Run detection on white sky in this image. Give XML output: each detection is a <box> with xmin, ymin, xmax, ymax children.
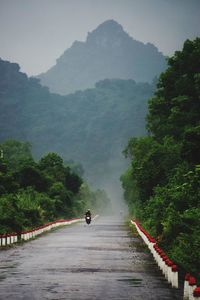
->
<box><xmin>0</xmin><ymin>0</ymin><xmax>200</xmax><ymax>76</ymax></box>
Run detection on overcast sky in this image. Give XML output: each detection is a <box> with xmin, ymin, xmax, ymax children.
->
<box><xmin>0</xmin><ymin>0</ymin><xmax>200</xmax><ymax>76</ymax></box>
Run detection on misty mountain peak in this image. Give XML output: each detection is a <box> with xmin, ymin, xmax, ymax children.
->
<box><xmin>87</xmin><ymin>19</ymin><xmax>128</xmax><ymax>47</ymax></box>
<box><xmin>37</xmin><ymin>20</ymin><xmax>167</xmax><ymax>94</ymax></box>
<box><xmin>87</xmin><ymin>19</ymin><xmax>124</xmax><ymax>38</ymax></box>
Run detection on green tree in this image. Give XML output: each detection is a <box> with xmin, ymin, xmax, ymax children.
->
<box><xmin>16</xmin><ymin>165</ymin><xmax>49</xmax><ymax>192</ymax></box>
<box><xmin>39</xmin><ymin>153</ymin><xmax>65</xmax><ymax>183</ymax></box>
<box><xmin>0</xmin><ymin>140</ymin><xmax>34</xmax><ymax>172</ymax></box>
<box><xmin>123</xmin><ymin>136</ymin><xmax>181</xmax><ymax>202</ymax></box>
<box><xmin>147</xmin><ymin>38</ymin><xmax>200</xmax><ymax>141</ymax></box>
<box><xmin>65</xmin><ymin>168</ymin><xmax>83</xmax><ymax>194</ymax></box>
<box><xmin>121</xmin><ymin>38</ymin><xmax>200</xmax><ymax>281</ymax></box>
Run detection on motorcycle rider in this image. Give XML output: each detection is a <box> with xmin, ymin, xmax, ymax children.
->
<box><xmin>85</xmin><ymin>209</ymin><xmax>91</xmax><ymax>218</ymax></box>
<box><xmin>85</xmin><ymin>209</ymin><xmax>92</xmax><ymax>225</ymax></box>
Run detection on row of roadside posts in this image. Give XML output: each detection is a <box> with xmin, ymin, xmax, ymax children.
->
<box><xmin>0</xmin><ymin>215</ymin><xmax>100</xmax><ymax>247</ymax></box>
<box><xmin>131</xmin><ymin>220</ymin><xmax>200</xmax><ymax>300</ymax></box>
<box><xmin>0</xmin><ymin>218</ymin><xmax>82</xmax><ymax>247</ymax></box>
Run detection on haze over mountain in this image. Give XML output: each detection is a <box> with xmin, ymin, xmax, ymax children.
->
<box><xmin>0</xmin><ymin>58</ymin><xmax>154</xmax><ymax>189</ymax></box>
<box><xmin>37</xmin><ymin>20</ymin><xmax>166</xmax><ymax>95</ymax></box>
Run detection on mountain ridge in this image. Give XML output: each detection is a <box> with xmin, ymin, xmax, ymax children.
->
<box><xmin>0</xmin><ymin>58</ymin><xmax>154</xmax><ymax>188</ymax></box>
<box><xmin>37</xmin><ymin>19</ymin><xmax>166</xmax><ymax>95</ymax></box>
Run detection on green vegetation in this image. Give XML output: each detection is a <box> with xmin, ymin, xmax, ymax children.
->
<box><xmin>121</xmin><ymin>38</ymin><xmax>200</xmax><ymax>280</ymax></box>
<box><xmin>0</xmin><ymin>140</ymin><xmax>111</xmax><ymax>234</ymax></box>
<box><xmin>0</xmin><ymin>57</ymin><xmax>154</xmax><ymax>186</ymax></box>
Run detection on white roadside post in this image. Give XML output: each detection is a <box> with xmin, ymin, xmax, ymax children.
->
<box><xmin>10</xmin><ymin>233</ymin><xmax>14</xmax><ymax>244</ymax></box>
<box><xmin>171</xmin><ymin>264</ymin><xmax>178</xmax><ymax>288</ymax></box>
<box><xmin>184</xmin><ymin>273</ymin><xmax>191</xmax><ymax>299</ymax></box>
<box><xmin>189</xmin><ymin>276</ymin><xmax>197</xmax><ymax>300</ymax></box>
<box><xmin>2</xmin><ymin>234</ymin><xmax>6</xmax><ymax>246</ymax></box>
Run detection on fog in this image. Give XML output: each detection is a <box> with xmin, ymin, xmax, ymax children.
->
<box><xmin>1</xmin><ymin>0</ymin><xmax>200</xmax><ymax>214</ymax></box>
<box><xmin>88</xmin><ymin>148</ymin><xmax>130</xmax><ymax>216</ymax></box>
<box><xmin>0</xmin><ymin>0</ymin><xmax>200</xmax><ymax>75</ymax></box>
<box><xmin>103</xmin><ymin>177</ymin><xmax>129</xmax><ymax>217</ymax></box>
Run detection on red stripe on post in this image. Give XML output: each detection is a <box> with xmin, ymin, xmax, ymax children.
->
<box><xmin>189</xmin><ymin>276</ymin><xmax>196</xmax><ymax>286</ymax></box>
<box><xmin>185</xmin><ymin>273</ymin><xmax>190</xmax><ymax>281</ymax></box>
<box><xmin>194</xmin><ymin>287</ymin><xmax>200</xmax><ymax>297</ymax></box>
<box><xmin>172</xmin><ymin>265</ymin><xmax>178</xmax><ymax>272</ymax></box>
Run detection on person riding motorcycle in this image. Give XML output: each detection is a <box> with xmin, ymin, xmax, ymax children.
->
<box><xmin>85</xmin><ymin>209</ymin><xmax>91</xmax><ymax>218</ymax></box>
<box><xmin>85</xmin><ymin>209</ymin><xmax>92</xmax><ymax>224</ymax></box>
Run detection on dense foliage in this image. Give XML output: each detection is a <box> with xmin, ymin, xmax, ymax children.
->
<box><xmin>121</xmin><ymin>38</ymin><xmax>200</xmax><ymax>280</ymax></box>
<box><xmin>0</xmin><ymin>58</ymin><xmax>154</xmax><ymax>186</ymax></box>
<box><xmin>0</xmin><ymin>140</ymin><xmax>111</xmax><ymax>234</ymax></box>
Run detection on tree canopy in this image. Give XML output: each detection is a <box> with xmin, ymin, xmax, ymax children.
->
<box><xmin>121</xmin><ymin>38</ymin><xmax>200</xmax><ymax>280</ymax></box>
<box><xmin>0</xmin><ymin>140</ymin><xmax>111</xmax><ymax>233</ymax></box>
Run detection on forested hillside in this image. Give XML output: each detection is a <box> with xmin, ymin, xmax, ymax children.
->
<box><xmin>121</xmin><ymin>38</ymin><xmax>200</xmax><ymax>280</ymax></box>
<box><xmin>0</xmin><ymin>58</ymin><xmax>154</xmax><ymax>187</ymax></box>
<box><xmin>37</xmin><ymin>20</ymin><xmax>166</xmax><ymax>94</ymax></box>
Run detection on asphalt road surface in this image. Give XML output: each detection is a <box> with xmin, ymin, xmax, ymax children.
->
<box><xmin>0</xmin><ymin>216</ymin><xmax>182</xmax><ymax>299</ymax></box>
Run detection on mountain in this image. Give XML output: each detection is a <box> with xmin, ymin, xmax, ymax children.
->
<box><xmin>0</xmin><ymin>59</ymin><xmax>154</xmax><ymax>188</ymax></box>
<box><xmin>37</xmin><ymin>20</ymin><xmax>166</xmax><ymax>95</ymax></box>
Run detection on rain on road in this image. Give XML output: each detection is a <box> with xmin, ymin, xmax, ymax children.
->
<box><xmin>0</xmin><ymin>216</ymin><xmax>182</xmax><ymax>299</ymax></box>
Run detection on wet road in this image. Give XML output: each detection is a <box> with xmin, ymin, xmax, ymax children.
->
<box><xmin>0</xmin><ymin>216</ymin><xmax>182</xmax><ymax>299</ymax></box>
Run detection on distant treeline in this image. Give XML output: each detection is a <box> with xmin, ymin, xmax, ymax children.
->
<box><xmin>121</xmin><ymin>38</ymin><xmax>200</xmax><ymax>281</ymax></box>
<box><xmin>0</xmin><ymin>140</ymin><xmax>111</xmax><ymax>234</ymax></box>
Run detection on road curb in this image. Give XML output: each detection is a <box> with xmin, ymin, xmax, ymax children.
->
<box><xmin>130</xmin><ymin>219</ymin><xmax>200</xmax><ymax>299</ymax></box>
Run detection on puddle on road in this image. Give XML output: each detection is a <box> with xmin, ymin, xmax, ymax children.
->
<box><xmin>0</xmin><ymin>274</ymin><xmax>7</xmax><ymax>281</ymax></box>
<box><xmin>77</xmin><ymin>246</ymin><xmax>130</xmax><ymax>252</ymax></box>
<box><xmin>45</xmin><ymin>267</ymin><xmax>135</xmax><ymax>274</ymax></box>
<box><xmin>94</xmin><ymin>225</ymin><xmax>127</xmax><ymax>232</ymax></box>
<box><xmin>118</xmin><ymin>277</ymin><xmax>143</xmax><ymax>287</ymax></box>
<box><xmin>0</xmin><ymin>264</ymin><xmax>17</xmax><ymax>269</ymax></box>
<box><xmin>0</xmin><ymin>262</ymin><xmax>19</xmax><ymax>282</ymax></box>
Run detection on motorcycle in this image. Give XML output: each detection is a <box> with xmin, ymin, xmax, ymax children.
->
<box><xmin>85</xmin><ymin>215</ymin><xmax>91</xmax><ymax>225</ymax></box>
